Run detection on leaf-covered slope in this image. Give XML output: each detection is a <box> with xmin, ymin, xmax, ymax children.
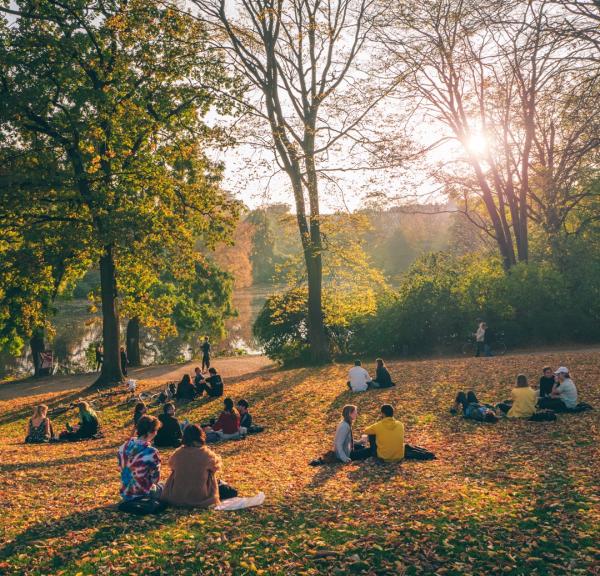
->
<box><xmin>0</xmin><ymin>350</ymin><xmax>598</xmax><ymax>575</ymax></box>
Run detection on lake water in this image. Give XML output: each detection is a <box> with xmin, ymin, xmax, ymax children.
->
<box><xmin>0</xmin><ymin>285</ymin><xmax>272</xmax><ymax>377</ymax></box>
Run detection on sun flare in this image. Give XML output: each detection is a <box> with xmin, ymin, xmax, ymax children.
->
<box><xmin>465</xmin><ymin>132</ymin><xmax>489</xmax><ymax>157</ymax></box>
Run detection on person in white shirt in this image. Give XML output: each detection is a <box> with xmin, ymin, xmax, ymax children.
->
<box><xmin>475</xmin><ymin>322</ymin><xmax>486</xmax><ymax>357</ymax></box>
<box><xmin>347</xmin><ymin>360</ymin><xmax>372</xmax><ymax>392</ymax></box>
<box><xmin>539</xmin><ymin>367</ymin><xmax>578</xmax><ymax>411</ymax></box>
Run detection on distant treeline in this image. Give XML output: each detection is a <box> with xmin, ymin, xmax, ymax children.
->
<box><xmin>213</xmin><ymin>203</ymin><xmax>483</xmax><ymax>288</ymax></box>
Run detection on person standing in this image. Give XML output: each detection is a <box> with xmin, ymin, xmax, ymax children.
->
<box><xmin>483</xmin><ymin>324</ymin><xmax>494</xmax><ymax>357</ymax></box>
<box><xmin>475</xmin><ymin>322</ymin><xmax>486</xmax><ymax>357</ymax></box>
<box><xmin>120</xmin><ymin>346</ymin><xmax>129</xmax><ymax>376</ymax></box>
<box><xmin>95</xmin><ymin>345</ymin><xmax>103</xmax><ymax>372</ymax></box>
<box><xmin>201</xmin><ymin>337</ymin><xmax>211</xmax><ymax>372</ymax></box>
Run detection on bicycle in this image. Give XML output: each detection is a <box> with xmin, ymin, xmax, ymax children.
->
<box><xmin>124</xmin><ymin>382</ymin><xmax>177</xmax><ymax>406</ymax></box>
<box><xmin>462</xmin><ymin>332</ymin><xmax>507</xmax><ymax>356</ymax></box>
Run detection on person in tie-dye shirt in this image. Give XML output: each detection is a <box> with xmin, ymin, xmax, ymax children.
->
<box><xmin>118</xmin><ymin>415</ymin><xmax>162</xmax><ymax>501</ymax></box>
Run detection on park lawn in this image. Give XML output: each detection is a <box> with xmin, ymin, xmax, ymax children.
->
<box><xmin>0</xmin><ymin>350</ymin><xmax>599</xmax><ymax>576</ymax></box>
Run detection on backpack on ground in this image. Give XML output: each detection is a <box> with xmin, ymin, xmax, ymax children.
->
<box><xmin>309</xmin><ymin>450</ymin><xmax>339</xmax><ymax>466</ymax></box>
<box><xmin>218</xmin><ymin>480</ymin><xmax>238</xmax><ymax>500</ymax></box>
<box><xmin>569</xmin><ymin>402</ymin><xmax>593</xmax><ymax>413</ymax></box>
<box><xmin>404</xmin><ymin>444</ymin><xmax>436</xmax><ymax>460</ymax></box>
<box><xmin>529</xmin><ymin>410</ymin><xmax>557</xmax><ymax>422</ymax></box>
<box><xmin>118</xmin><ymin>497</ymin><xmax>166</xmax><ymax>515</ymax></box>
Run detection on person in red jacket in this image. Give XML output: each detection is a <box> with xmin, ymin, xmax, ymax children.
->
<box><xmin>211</xmin><ymin>397</ymin><xmax>241</xmax><ymax>440</ymax></box>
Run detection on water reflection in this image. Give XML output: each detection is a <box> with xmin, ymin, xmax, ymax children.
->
<box><xmin>1</xmin><ymin>286</ymin><xmax>270</xmax><ymax>377</ymax></box>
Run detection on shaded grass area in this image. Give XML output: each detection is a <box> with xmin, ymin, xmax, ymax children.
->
<box><xmin>0</xmin><ymin>351</ymin><xmax>599</xmax><ymax>575</ymax></box>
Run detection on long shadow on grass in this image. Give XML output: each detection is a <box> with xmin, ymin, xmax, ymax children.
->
<box><xmin>0</xmin><ymin>449</ymin><xmax>115</xmax><ymax>473</ymax></box>
<box><xmin>177</xmin><ymin>368</ymin><xmax>316</xmax><ymax>430</ymax></box>
<box><xmin>0</xmin><ymin>387</ymin><xmax>101</xmax><ymax>428</ymax></box>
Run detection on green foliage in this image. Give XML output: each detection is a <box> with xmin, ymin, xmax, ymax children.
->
<box><xmin>0</xmin><ymin>0</ymin><xmax>240</xmax><ymax>365</ymax></box>
<box><xmin>254</xmin><ymin>214</ymin><xmax>392</xmax><ymax>364</ymax></box>
<box><xmin>247</xmin><ymin>209</ymin><xmax>277</xmax><ymax>284</ymax></box>
<box><xmin>351</xmin><ymin>248</ymin><xmax>600</xmax><ymax>357</ymax></box>
<box><xmin>256</xmin><ymin>238</ymin><xmax>600</xmax><ymax>364</ymax></box>
<box><xmin>253</xmin><ymin>287</ymin><xmax>310</xmax><ymax>365</ymax></box>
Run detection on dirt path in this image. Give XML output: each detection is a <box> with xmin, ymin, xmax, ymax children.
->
<box><xmin>0</xmin><ymin>355</ymin><xmax>273</xmax><ymax>401</ymax></box>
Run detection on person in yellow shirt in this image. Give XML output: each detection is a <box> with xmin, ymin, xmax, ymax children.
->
<box><xmin>497</xmin><ymin>374</ymin><xmax>537</xmax><ymax>418</ymax></box>
<box><xmin>363</xmin><ymin>404</ymin><xmax>405</xmax><ymax>462</ymax></box>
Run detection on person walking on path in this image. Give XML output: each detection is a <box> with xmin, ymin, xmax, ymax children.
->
<box><xmin>201</xmin><ymin>337</ymin><xmax>211</xmax><ymax>372</ymax></box>
<box><xmin>120</xmin><ymin>347</ymin><xmax>129</xmax><ymax>376</ymax></box>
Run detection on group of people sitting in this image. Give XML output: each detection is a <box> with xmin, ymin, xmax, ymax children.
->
<box><xmin>311</xmin><ymin>402</ymin><xmax>435</xmax><ymax>466</ymax></box>
<box><xmin>25</xmin><ymin>401</ymin><xmax>101</xmax><ymax>443</ymax></box>
<box><xmin>174</xmin><ymin>367</ymin><xmax>224</xmax><ymax>401</ymax></box>
<box><xmin>347</xmin><ymin>358</ymin><xmax>395</xmax><ymax>392</ymax></box>
<box><xmin>118</xmin><ymin>394</ymin><xmax>264</xmax><ymax>510</ymax></box>
<box><xmin>132</xmin><ymin>396</ymin><xmax>260</xmax><ymax>447</ymax></box>
<box><xmin>452</xmin><ymin>365</ymin><xmax>586</xmax><ymax>423</ymax></box>
<box><xmin>118</xmin><ymin>416</ymin><xmax>235</xmax><ymax>510</ymax></box>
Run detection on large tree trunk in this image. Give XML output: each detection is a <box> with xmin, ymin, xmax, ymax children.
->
<box><xmin>30</xmin><ymin>329</ymin><xmax>45</xmax><ymax>378</ymax></box>
<box><xmin>305</xmin><ymin>153</ymin><xmax>330</xmax><ymax>364</ymax></box>
<box><xmin>94</xmin><ymin>245</ymin><xmax>123</xmax><ymax>387</ymax></box>
<box><xmin>305</xmin><ymin>244</ymin><xmax>330</xmax><ymax>364</ymax></box>
<box><xmin>289</xmin><ymin>164</ymin><xmax>330</xmax><ymax>365</ymax></box>
<box><xmin>126</xmin><ymin>317</ymin><xmax>141</xmax><ymax>367</ymax></box>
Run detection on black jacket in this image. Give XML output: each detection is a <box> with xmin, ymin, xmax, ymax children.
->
<box><xmin>375</xmin><ymin>366</ymin><xmax>394</xmax><ymax>388</ymax></box>
<box><xmin>240</xmin><ymin>412</ymin><xmax>253</xmax><ymax>429</ymax></box>
<box><xmin>206</xmin><ymin>374</ymin><xmax>223</xmax><ymax>397</ymax></box>
<box><xmin>154</xmin><ymin>414</ymin><xmax>183</xmax><ymax>447</ymax></box>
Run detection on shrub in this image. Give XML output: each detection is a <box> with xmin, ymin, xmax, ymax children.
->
<box><xmin>255</xmin><ymin>249</ymin><xmax>600</xmax><ymax>364</ymax></box>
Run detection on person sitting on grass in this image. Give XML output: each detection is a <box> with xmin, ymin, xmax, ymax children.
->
<box><xmin>371</xmin><ymin>358</ymin><xmax>395</xmax><ymax>389</ymax></box>
<box><xmin>237</xmin><ymin>399</ymin><xmax>253</xmax><ymax>431</ymax></box>
<box><xmin>175</xmin><ymin>374</ymin><xmax>196</xmax><ymax>401</ymax></box>
<box><xmin>496</xmin><ymin>374</ymin><xmax>537</xmax><ymax>419</ymax></box>
<box><xmin>58</xmin><ymin>401</ymin><xmax>101</xmax><ymax>441</ymax></box>
<box><xmin>236</xmin><ymin>399</ymin><xmax>265</xmax><ymax>435</ymax></box>
<box><xmin>363</xmin><ymin>404</ymin><xmax>405</xmax><ymax>462</ymax></box>
<box><xmin>118</xmin><ymin>415</ymin><xmax>162</xmax><ymax>501</ymax></box>
<box><xmin>334</xmin><ymin>405</ymin><xmax>372</xmax><ymax>463</ymax></box>
<box><xmin>347</xmin><ymin>360</ymin><xmax>372</xmax><ymax>392</ymax></box>
<box><xmin>196</xmin><ymin>367</ymin><xmax>224</xmax><ymax>398</ymax></box>
<box><xmin>207</xmin><ymin>397</ymin><xmax>240</xmax><ymax>440</ymax></box>
<box><xmin>25</xmin><ymin>404</ymin><xmax>53</xmax><ymax>443</ymax></box>
<box><xmin>160</xmin><ymin>424</ymin><xmax>227</xmax><ymax>508</ymax></box>
<box><xmin>153</xmin><ymin>402</ymin><xmax>183</xmax><ymax>448</ymax></box>
<box><xmin>193</xmin><ymin>366</ymin><xmax>204</xmax><ymax>388</ymax></box>
<box><xmin>133</xmin><ymin>402</ymin><xmax>147</xmax><ymax>428</ymax></box>
<box><xmin>452</xmin><ymin>391</ymin><xmax>498</xmax><ymax>423</ymax></box>
<box><xmin>538</xmin><ymin>366</ymin><xmax>556</xmax><ymax>398</ymax></box>
<box><xmin>538</xmin><ymin>367</ymin><xmax>578</xmax><ymax>412</ymax></box>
